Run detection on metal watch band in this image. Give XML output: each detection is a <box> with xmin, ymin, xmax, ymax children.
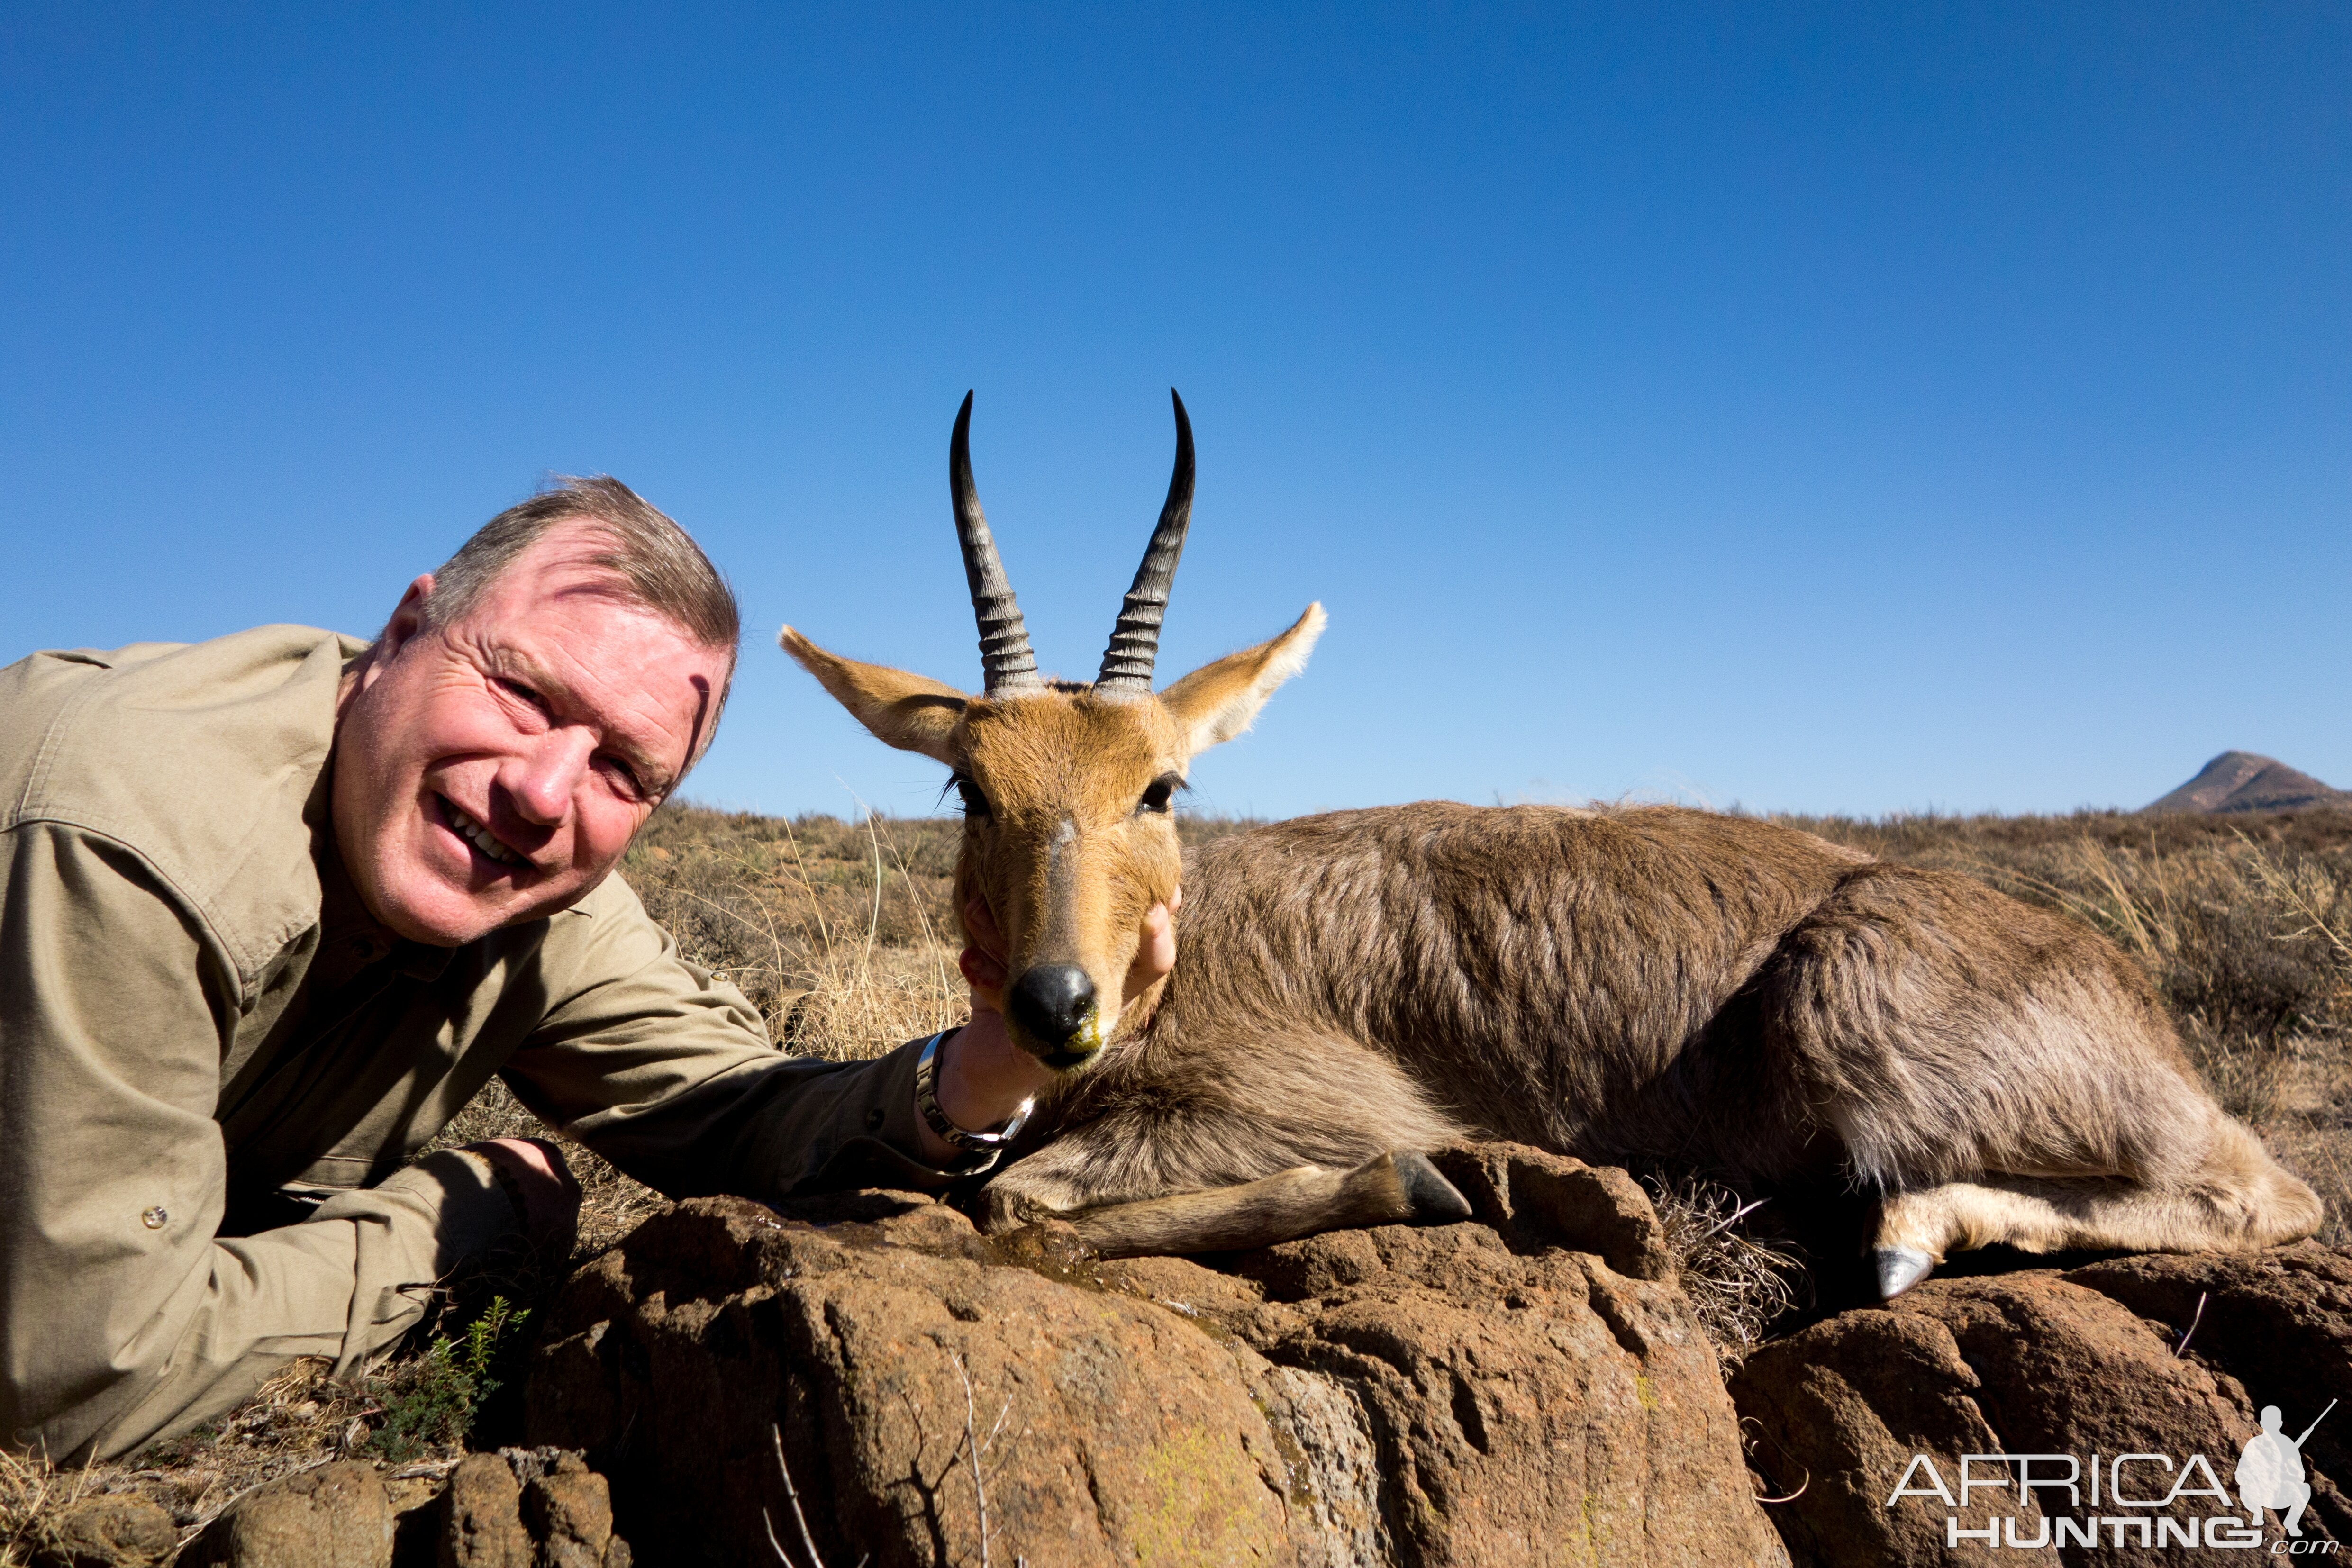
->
<box><xmin>914</xmin><ymin>1030</ymin><xmax>1035</xmax><ymax>1152</ymax></box>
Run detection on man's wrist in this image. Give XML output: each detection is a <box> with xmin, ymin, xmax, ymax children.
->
<box><xmin>914</xmin><ymin>1030</ymin><xmax>1034</xmax><ymax>1151</ymax></box>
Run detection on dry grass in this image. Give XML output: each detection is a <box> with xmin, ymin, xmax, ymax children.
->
<box><xmin>1647</xmin><ymin>1178</ymin><xmax>1804</xmax><ymax>1368</ymax></box>
<box><xmin>1</xmin><ymin>1356</ymin><xmax>458</xmax><ymax>1563</ymax></box>
<box><xmin>622</xmin><ymin>805</ymin><xmax>964</xmax><ymax>1051</ymax></box>
<box><xmin>9</xmin><ymin>802</ymin><xmax>2348</xmax><ymax>1554</ymax></box>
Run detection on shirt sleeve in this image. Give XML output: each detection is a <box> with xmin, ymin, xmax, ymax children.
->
<box><xmin>0</xmin><ymin>824</ymin><xmax>522</xmax><ymax>1463</ymax></box>
<box><xmin>494</xmin><ymin>873</ymin><xmax>993</xmax><ymax>1203</ymax></box>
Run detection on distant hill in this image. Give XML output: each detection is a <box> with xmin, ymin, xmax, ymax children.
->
<box><xmin>2143</xmin><ymin>751</ymin><xmax>2352</xmax><ymax>814</ymax></box>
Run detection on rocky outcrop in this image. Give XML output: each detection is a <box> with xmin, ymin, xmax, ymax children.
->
<box><xmin>20</xmin><ymin>1493</ymin><xmax>178</xmax><ymax>1568</ymax></box>
<box><xmin>524</xmin><ymin>1142</ymin><xmax>1786</xmax><ymax>1567</ymax></box>
<box><xmin>178</xmin><ymin>1462</ymin><xmax>398</xmax><ymax>1568</ymax></box>
<box><xmin>438</xmin><ymin>1448</ymin><xmax>630</xmax><ymax>1568</ymax></box>
<box><xmin>174</xmin><ymin>1448</ymin><xmax>628</xmax><ymax>1568</ymax></box>
<box><xmin>1730</xmin><ymin>1244</ymin><xmax>2352</xmax><ymax>1565</ymax></box>
<box><xmin>517</xmin><ymin>1131</ymin><xmax>2350</xmax><ymax>1566</ymax></box>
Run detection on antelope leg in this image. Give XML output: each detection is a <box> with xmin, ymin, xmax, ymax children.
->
<box><xmin>1056</xmin><ymin>1150</ymin><xmax>1472</xmax><ymax>1259</ymax></box>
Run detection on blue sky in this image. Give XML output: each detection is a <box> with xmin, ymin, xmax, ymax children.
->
<box><xmin>5</xmin><ymin>4</ymin><xmax>2346</xmax><ymax>821</ymax></box>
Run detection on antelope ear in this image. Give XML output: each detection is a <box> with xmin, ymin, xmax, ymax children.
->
<box><xmin>780</xmin><ymin>628</ymin><xmax>968</xmax><ymax>767</ymax></box>
<box><xmin>1158</xmin><ymin>603</ymin><xmax>1325</xmax><ymax>755</ymax></box>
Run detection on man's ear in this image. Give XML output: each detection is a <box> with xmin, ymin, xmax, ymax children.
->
<box><xmin>342</xmin><ymin>576</ymin><xmax>436</xmax><ymax>717</ymax></box>
<box><xmin>1158</xmin><ymin>603</ymin><xmax>1325</xmax><ymax>756</ymax></box>
<box><xmin>779</xmin><ymin>628</ymin><xmax>968</xmax><ymax>768</ymax></box>
<box><xmin>377</xmin><ymin>575</ymin><xmax>435</xmax><ymax>659</ymax></box>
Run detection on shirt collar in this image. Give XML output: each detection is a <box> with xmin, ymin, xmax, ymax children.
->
<box><xmin>315</xmin><ymin>842</ymin><xmax>458</xmax><ymax>985</ymax></box>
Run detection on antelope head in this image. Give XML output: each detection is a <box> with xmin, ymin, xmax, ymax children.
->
<box><xmin>781</xmin><ymin>391</ymin><xmax>1323</xmax><ymax>1069</ymax></box>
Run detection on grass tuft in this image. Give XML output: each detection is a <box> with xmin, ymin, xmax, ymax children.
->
<box><xmin>1647</xmin><ymin>1178</ymin><xmax>1803</xmax><ymax>1367</ymax></box>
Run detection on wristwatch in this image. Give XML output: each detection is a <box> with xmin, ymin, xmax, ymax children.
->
<box><xmin>914</xmin><ymin>1030</ymin><xmax>1036</xmax><ymax>1153</ymax></box>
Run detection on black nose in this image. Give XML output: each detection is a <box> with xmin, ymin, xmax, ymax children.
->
<box><xmin>1008</xmin><ymin>964</ymin><xmax>1098</xmax><ymax>1051</ymax></box>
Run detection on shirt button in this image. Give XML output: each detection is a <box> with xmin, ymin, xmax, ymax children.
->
<box><xmin>864</xmin><ymin>1108</ymin><xmax>886</xmax><ymax>1132</ymax></box>
<box><xmin>141</xmin><ymin>1206</ymin><xmax>169</xmax><ymax>1230</ymax></box>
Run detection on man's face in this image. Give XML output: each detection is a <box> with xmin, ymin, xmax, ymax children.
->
<box><xmin>333</xmin><ymin>523</ymin><xmax>731</xmax><ymax>945</ymax></box>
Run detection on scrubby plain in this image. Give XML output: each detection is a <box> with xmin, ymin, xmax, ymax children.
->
<box><xmin>8</xmin><ymin>803</ymin><xmax>2348</xmax><ymax>1560</ymax></box>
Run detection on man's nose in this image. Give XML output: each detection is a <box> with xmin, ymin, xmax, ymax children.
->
<box><xmin>503</xmin><ymin>727</ymin><xmax>595</xmax><ymax>824</ymax></box>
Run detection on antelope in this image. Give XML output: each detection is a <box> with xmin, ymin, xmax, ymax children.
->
<box><xmin>780</xmin><ymin>392</ymin><xmax>2323</xmax><ymax>1299</ymax></box>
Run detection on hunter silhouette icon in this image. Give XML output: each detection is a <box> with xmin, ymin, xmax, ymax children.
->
<box><xmin>2238</xmin><ymin>1400</ymin><xmax>2334</xmax><ymax>1536</ymax></box>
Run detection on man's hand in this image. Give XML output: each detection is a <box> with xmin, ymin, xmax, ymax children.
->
<box><xmin>917</xmin><ymin>889</ymin><xmax>1180</xmax><ymax>1164</ymax></box>
<box><xmin>465</xmin><ymin>1136</ymin><xmax>582</xmax><ymax>1250</ymax></box>
<box><xmin>955</xmin><ymin>888</ymin><xmax>1180</xmax><ymax>1009</ymax></box>
<box><xmin>1126</xmin><ymin>887</ymin><xmax>1180</xmax><ymax>1005</ymax></box>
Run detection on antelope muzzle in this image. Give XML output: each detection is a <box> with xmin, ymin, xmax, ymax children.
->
<box><xmin>1005</xmin><ymin>962</ymin><xmax>1105</xmax><ymax>1069</ymax></box>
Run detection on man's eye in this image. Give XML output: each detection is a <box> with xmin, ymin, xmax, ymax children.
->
<box><xmin>954</xmin><ymin>776</ymin><xmax>993</xmax><ymax>818</ymax></box>
<box><xmin>599</xmin><ymin>755</ymin><xmax>647</xmax><ymax>797</ymax></box>
<box><xmin>497</xmin><ymin>678</ymin><xmax>548</xmax><ymax>711</ymax></box>
<box><xmin>1137</xmin><ymin>774</ymin><xmax>1179</xmax><ymax>815</ymax></box>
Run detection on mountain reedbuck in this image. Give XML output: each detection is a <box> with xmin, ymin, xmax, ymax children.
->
<box><xmin>781</xmin><ymin>392</ymin><xmax>2323</xmax><ymax>1298</ymax></box>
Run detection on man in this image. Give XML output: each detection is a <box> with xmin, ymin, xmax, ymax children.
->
<box><xmin>2238</xmin><ymin>1403</ymin><xmax>2326</xmax><ymax>1537</ymax></box>
<box><xmin>0</xmin><ymin>478</ymin><xmax>1173</xmax><ymax>1462</ymax></box>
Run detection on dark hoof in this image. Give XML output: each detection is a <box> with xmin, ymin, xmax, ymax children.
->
<box><xmin>1395</xmin><ymin>1150</ymin><xmax>1474</xmax><ymax>1224</ymax></box>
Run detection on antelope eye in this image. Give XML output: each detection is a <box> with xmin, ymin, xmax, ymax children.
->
<box><xmin>1137</xmin><ymin>774</ymin><xmax>1179</xmax><ymax>816</ymax></box>
<box><xmin>954</xmin><ymin>775</ymin><xmax>993</xmax><ymax>818</ymax></box>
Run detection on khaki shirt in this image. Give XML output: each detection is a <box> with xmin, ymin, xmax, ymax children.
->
<box><xmin>0</xmin><ymin>626</ymin><xmax>969</xmax><ymax>1461</ymax></box>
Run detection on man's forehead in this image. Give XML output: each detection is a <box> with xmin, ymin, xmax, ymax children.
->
<box><xmin>456</xmin><ymin>525</ymin><xmax>725</xmax><ymax>664</ymax></box>
<box><xmin>486</xmin><ymin>523</ymin><xmax>646</xmax><ymax>609</ymax></box>
<box><xmin>445</xmin><ymin>518</ymin><xmax>731</xmax><ymax>765</ymax></box>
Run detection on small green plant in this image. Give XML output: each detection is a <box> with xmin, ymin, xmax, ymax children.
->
<box><xmin>366</xmin><ymin>1296</ymin><xmax>528</xmax><ymax>1463</ymax></box>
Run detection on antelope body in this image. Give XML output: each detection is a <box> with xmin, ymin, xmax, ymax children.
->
<box><xmin>782</xmin><ymin>393</ymin><xmax>2323</xmax><ymax>1298</ymax></box>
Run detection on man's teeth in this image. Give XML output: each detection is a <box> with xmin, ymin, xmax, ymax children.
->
<box><xmin>445</xmin><ymin>801</ymin><xmax>522</xmax><ymax>865</ymax></box>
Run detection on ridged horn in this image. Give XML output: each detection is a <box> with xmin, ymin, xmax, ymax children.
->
<box><xmin>1095</xmin><ymin>389</ymin><xmax>1195</xmax><ymax>691</ymax></box>
<box><xmin>949</xmin><ymin>391</ymin><xmax>1041</xmax><ymax>693</ymax></box>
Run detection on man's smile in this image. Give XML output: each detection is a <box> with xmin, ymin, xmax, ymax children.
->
<box><xmin>434</xmin><ymin>792</ymin><xmax>531</xmax><ymax>870</ymax></box>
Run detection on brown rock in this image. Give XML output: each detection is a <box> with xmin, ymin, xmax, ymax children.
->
<box><xmin>424</xmin><ymin>1450</ymin><xmax>625</xmax><ymax>1568</ymax></box>
<box><xmin>385</xmin><ymin>1477</ymin><xmax>444</xmax><ymax>1568</ymax></box>
<box><xmin>1430</xmin><ymin>1141</ymin><xmax>1677</xmax><ymax>1282</ymax></box>
<box><xmin>438</xmin><ymin>1454</ymin><xmax>531</xmax><ymax>1568</ymax></box>
<box><xmin>24</xmin><ymin>1494</ymin><xmax>177</xmax><ymax>1568</ymax></box>
<box><xmin>529</xmin><ymin>1195</ymin><xmax>1299</xmax><ymax>1567</ymax></box>
<box><xmin>1213</xmin><ymin>1217</ymin><xmax>1768</xmax><ymax>1564</ymax></box>
<box><xmin>180</xmin><ymin>1460</ymin><xmax>394</xmax><ymax>1568</ymax></box>
<box><xmin>525</xmin><ymin>1148</ymin><xmax>1783</xmax><ymax>1567</ymax></box>
<box><xmin>519</xmin><ymin>1452</ymin><xmax>615</xmax><ymax>1568</ymax></box>
<box><xmin>1730</xmin><ymin>1246</ymin><xmax>2352</xmax><ymax>1565</ymax></box>
<box><xmin>2069</xmin><ymin>1242</ymin><xmax>2352</xmax><ymax>1505</ymax></box>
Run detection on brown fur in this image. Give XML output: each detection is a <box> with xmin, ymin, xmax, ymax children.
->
<box><xmin>783</xmin><ymin>596</ymin><xmax>2321</xmax><ymax>1284</ymax></box>
<box><xmin>986</xmin><ymin>801</ymin><xmax>2319</xmax><ymax>1267</ymax></box>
